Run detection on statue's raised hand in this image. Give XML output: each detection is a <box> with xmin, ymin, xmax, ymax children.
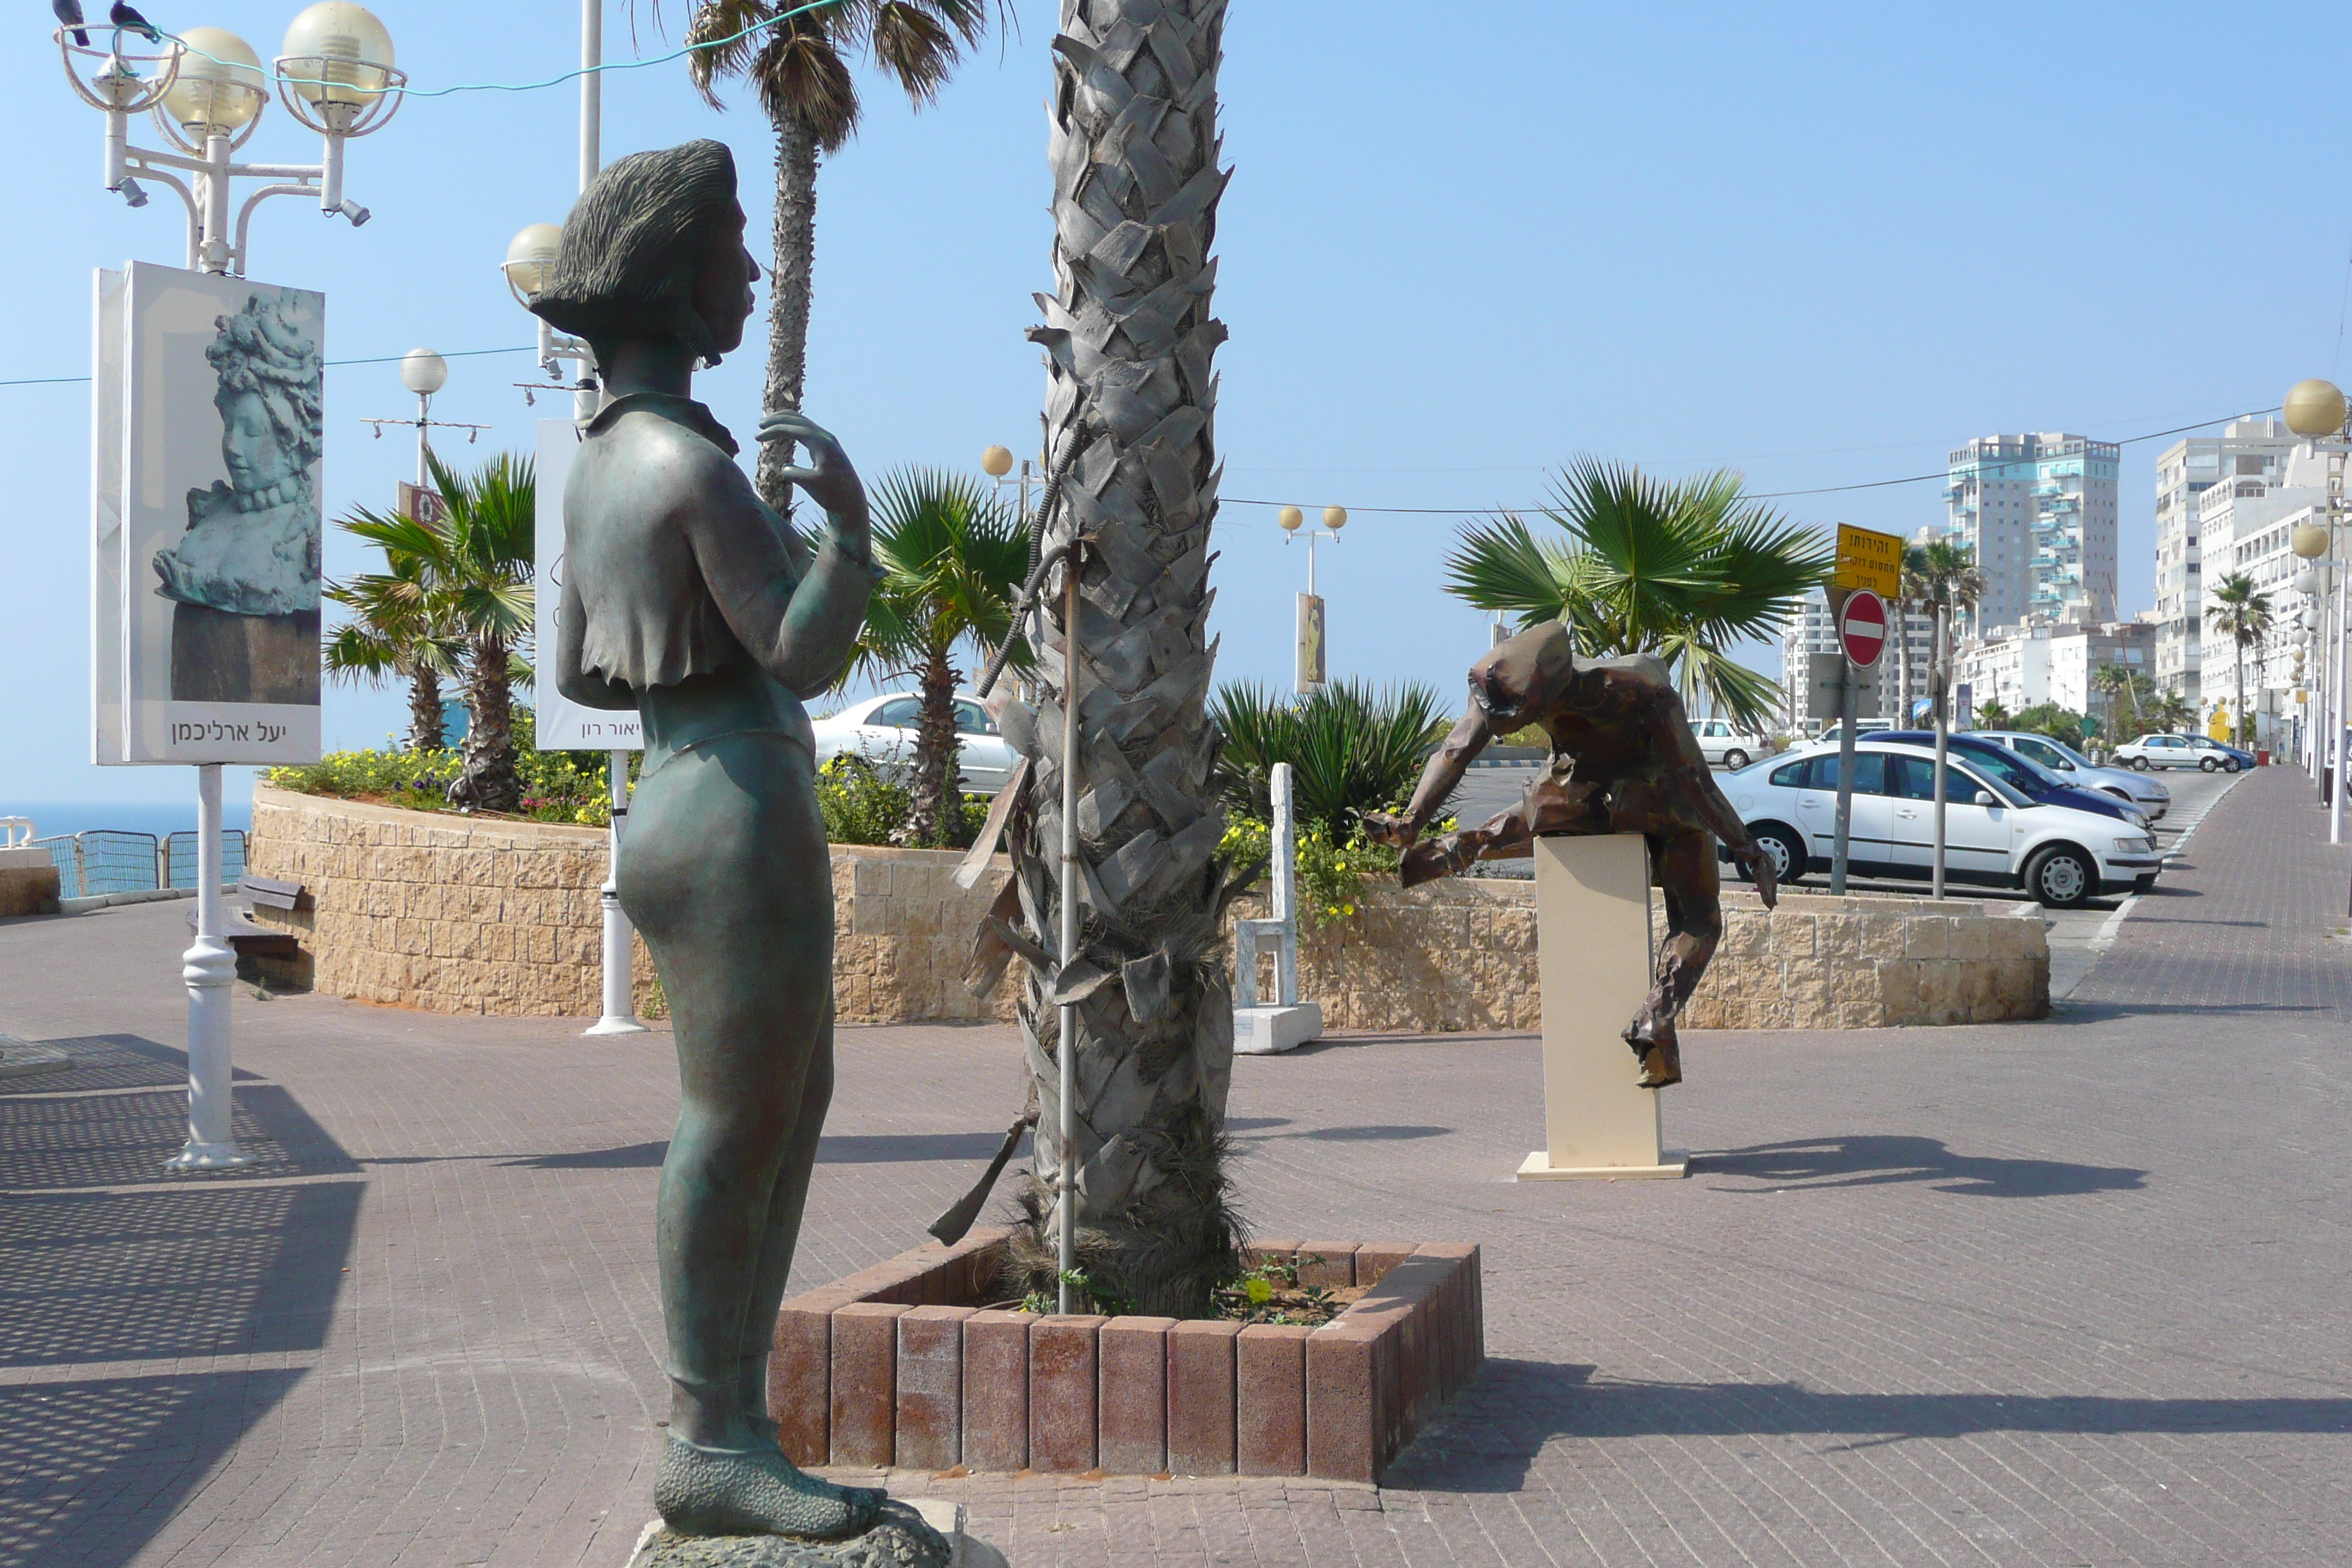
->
<box><xmin>1734</xmin><ymin>837</ymin><xmax>1779</xmax><ymax>909</ymax></box>
<box><xmin>757</xmin><ymin>411</ymin><xmax>867</xmax><ymax>523</ymax></box>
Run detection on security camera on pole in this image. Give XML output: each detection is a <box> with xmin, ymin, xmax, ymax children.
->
<box><xmin>64</xmin><ymin>3</ymin><xmax>402</xmax><ymax>1172</ymax></box>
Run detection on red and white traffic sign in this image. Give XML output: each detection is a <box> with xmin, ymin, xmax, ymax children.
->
<box><xmin>1839</xmin><ymin>589</ymin><xmax>1888</xmax><ymax>668</ymax></box>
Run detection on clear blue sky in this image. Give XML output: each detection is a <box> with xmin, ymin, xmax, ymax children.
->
<box><xmin>7</xmin><ymin>0</ymin><xmax>2349</xmax><ymax>812</ymax></box>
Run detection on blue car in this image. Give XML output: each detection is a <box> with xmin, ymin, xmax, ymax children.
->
<box><xmin>1872</xmin><ymin>731</ymin><xmax>2148</xmax><ymax>826</ymax></box>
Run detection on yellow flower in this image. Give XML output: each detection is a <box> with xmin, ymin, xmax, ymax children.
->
<box><xmin>1244</xmin><ymin>1278</ymin><xmax>1273</xmax><ymax>1305</ymax></box>
<box><xmin>1334</xmin><ymin>859</ymin><xmax>1347</xmax><ymax>871</ymax></box>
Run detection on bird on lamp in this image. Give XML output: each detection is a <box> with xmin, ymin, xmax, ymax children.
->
<box><xmin>108</xmin><ymin>1</ymin><xmax>160</xmax><ymax>42</ymax></box>
<box><xmin>53</xmin><ymin>0</ymin><xmax>91</xmax><ymax>46</ymax></box>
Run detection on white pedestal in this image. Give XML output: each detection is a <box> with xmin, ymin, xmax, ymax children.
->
<box><xmin>1234</xmin><ymin>1002</ymin><xmax>1323</xmax><ymax>1055</ymax></box>
<box><xmin>1517</xmin><ymin>835</ymin><xmax>1687</xmax><ymax>1181</ymax></box>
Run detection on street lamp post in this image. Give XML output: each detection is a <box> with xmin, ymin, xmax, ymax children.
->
<box><xmin>59</xmin><ymin>4</ymin><xmax>401</xmax><ymax>1173</ymax></box>
<box><xmin>2285</xmin><ymin>378</ymin><xmax>2346</xmax><ymax>843</ymax></box>
<box><xmin>1279</xmin><ymin>505</ymin><xmax>1346</xmax><ymax>693</ymax></box>
<box><xmin>363</xmin><ymin>348</ymin><xmax>490</xmax><ymax>488</ymax></box>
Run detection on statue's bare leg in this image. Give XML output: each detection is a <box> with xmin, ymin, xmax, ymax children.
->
<box><xmin>1621</xmin><ymin>829</ymin><xmax>1723</xmax><ymax>1089</ymax></box>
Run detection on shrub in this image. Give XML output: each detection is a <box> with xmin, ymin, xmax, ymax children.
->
<box><xmin>1210</xmin><ymin>679</ymin><xmax>1454</xmax><ymax>839</ymax></box>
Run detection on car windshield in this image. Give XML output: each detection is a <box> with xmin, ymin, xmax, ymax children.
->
<box><xmin>2036</xmin><ymin>736</ymin><xmax>2096</xmax><ymax>769</ymax></box>
<box><xmin>1884</xmin><ymin>733</ymin><xmax>2060</xmax><ymax>794</ymax></box>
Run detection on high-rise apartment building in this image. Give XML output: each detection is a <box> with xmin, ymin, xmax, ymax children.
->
<box><xmin>1942</xmin><ymin>432</ymin><xmax>2121</xmax><ymax>636</ymax></box>
<box><xmin>2150</xmin><ymin>416</ymin><xmax>2299</xmax><ymax>704</ymax></box>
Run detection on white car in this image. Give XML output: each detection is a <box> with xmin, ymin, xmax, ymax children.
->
<box><xmin>810</xmin><ymin>692</ymin><xmax>1019</xmax><ymax>794</ymax></box>
<box><xmin>1724</xmin><ymin>739</ymin><xmax>2164</xmax><ymax>907</ymax></box>
<box><xmin>2114</xmin><ymin>733</ymin><xmax>2244</xmax><ymax>773</ymax></box>
<box><xmin>1689</xmin><ymin>719</ymin><xmax>1768</xmax><ymax>770</ymax></box>
<box><xmin>1972</xmin><ymin>730</ymin><xmax>2169</xmax><ymax>821</ymax></box>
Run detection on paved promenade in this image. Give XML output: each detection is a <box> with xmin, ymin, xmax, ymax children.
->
<box><xmin>4</xmin><ymin>766</ymin><xmax>2349</xmax><ymax>1567</ymax></box>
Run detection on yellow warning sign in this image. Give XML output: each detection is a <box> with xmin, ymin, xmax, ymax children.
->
<box><xmin>1833</xmin><ymin>524</ymin><xmax>1903</xmax><ymax>599</ymax></box>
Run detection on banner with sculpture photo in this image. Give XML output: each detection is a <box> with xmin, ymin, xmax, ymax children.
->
<box><xmin>532</xmin><ymin>417</ymin><xmax>641</xmax><ymax>753</ymax></box>
<box><xmin>107</xmin><ymin>263</ymin><xmax>324</xmax><ymax>765</ymax></box>
<box><xmin>1295</xmin><ymin>591</ymin><xmax>1327</xmax><ymax>693</ymax></box>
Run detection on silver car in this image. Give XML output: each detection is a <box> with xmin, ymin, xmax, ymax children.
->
<box><xmin>1972</xmin><ymin>730</ymin><xmax>2168</xmax><ymax>821</ymax></box>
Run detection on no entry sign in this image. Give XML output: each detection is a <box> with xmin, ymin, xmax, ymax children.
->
<box><xmin>1840</xmin><ymin>589</ymin><xmax>1888</xmax><ymax>668</ymax></box>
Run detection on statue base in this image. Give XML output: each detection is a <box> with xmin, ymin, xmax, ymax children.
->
<box><xmin>1234</xmin><ymin>1002</ymin><xmax>1322</xmax><ymax>1055</ymax></box>
<box><xmin>625</xmin><ymin>1499</ymin><xmax>993</xmax><ymax>1568</ymax></box>
<box><xmin>1517</xmin><ymin>834</ymin><xmax>1688</xmax><ymax>1182</ymax></box>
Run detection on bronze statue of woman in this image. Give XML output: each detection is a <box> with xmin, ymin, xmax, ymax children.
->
<box><xmin>536</xmin><ymin>140</ymin><xmax>884</xmax><ymax>1541</ymax></box>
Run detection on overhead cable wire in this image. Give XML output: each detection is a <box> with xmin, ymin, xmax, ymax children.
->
<box><xmin>0</xmin><ymin>344</ymin><xmax>538</xmax><ymax>389</ymax></box>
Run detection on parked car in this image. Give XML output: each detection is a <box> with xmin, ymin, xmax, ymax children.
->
<box><xmin>1723</xmin><ymin>739</ymin><xmax>2163</xmax><ymax>907</ymax></box>
<box><xmin>1810</xmin><ymin>721</ymin><xmax>1891</xmax><ymax>748</ymax></box>
<box><xmin>2115</xmin><ymin>733</ymin><xmax>2246</xmax><ymax>772</ymax></box>
<box><xmin>1970</xmin><ymin>730</ymin><xmax>2168</xmax><ymax>820</ymax></box>
<box><xmin>810</xmin><ymin>692</ymin><xmax>1019</xmax><ymax>793</ymax></box>
<box><xmin>1864</xmin><ymin>731</ymin><xmax>2149</xmax><ymax>829</ymax></box>
<box><xmin>1689</xmin><ymin>718</ymin><xmax>1769</xmax><ymax>769</ymax></box>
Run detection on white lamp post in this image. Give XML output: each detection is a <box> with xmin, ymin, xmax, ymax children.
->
<box><xmin>363</xmin><ymin>349</ymin><xmax>489</xmax><ymax>489</ymax></box>
<box><xmin>1280</xmin><ymin>505</ymin><xmax>1346</xmax><ymax>692</ymax></box>
<box><xmin>58</xmin><ymin>4</ymin><xmax>402</xmax><ymax>1173</ymax></box>
<box><xmin>56</xmin><ymin>3</ymin><xmax>403</xmax><ymax>276</ymax></box>
<box><xmin>2285</xmin><ymin>378</ymin><xmax>2347</xmax><ymax>840</ymax></box>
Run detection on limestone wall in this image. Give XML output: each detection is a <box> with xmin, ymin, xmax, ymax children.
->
<box><xmin>245</xmin><ymin>788</ymin><xmax>1014</xmax><ymax>1024</ymax></box>
<box><xmin>248</xmin><ymin>789</ymin><xmax>2045</xmax><ymax>1031</ymax></box>
<box><xmin>1240</xmin><ymin>881</ymin><xmax>2048</xmax><ymax>1032</ymax></box>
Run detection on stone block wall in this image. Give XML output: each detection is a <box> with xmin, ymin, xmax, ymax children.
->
<box><xmin>246</xmin><ymin>788</ymin><xmax>1014</xmax><ymax>1025</ymax></box>
<box><xmin>249</xmin><ymin>790</ymin><xmax>2045</xmax><ymax>1031</ymax></box>
<box><xmin>1238</xmin><ymin>881</ymin><xmax>2048</xmax><ymax>1032</ymax></box>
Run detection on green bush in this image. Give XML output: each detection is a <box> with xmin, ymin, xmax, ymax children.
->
<box><xmin>268</xmin><ymin>706</ymin><xmax>617</xmax><ymax>826</ymax></box>
<box><xmin>815</xmin><ymin>753</ymin><xmax>989</xmax><ymax>847</ymax></box>
<box><xmin>1210</xmin><ymin>679</ymin><xmax>1452</xmax><ymax>838</ymax></box>
<box><xmin>2008</xmin><ymin>703</ymin><xmax>2089</xmax><ymax>750</ymax></box>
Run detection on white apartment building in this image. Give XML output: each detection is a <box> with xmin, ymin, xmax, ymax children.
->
<box><xmin>2150</xmin><ymin>416</ymin><xmax>2299</xmax><ymax>704</ymax></box>
<box><xmin>2194</xmin><ymin>440</ymin><xmax>2327</xmax><ymax>736</ymax></box>
<box><xmin>1780</xmin><ymin>588</ymin><xmax>1933</xmax><ymax>731</ymax></box>
<box><xmin>1944</xmin><ymin>432</ymin><xmax>2121</xmax><ymax>637</ymax></box>
<box><xmin>1953</xmin><ymin>619</ymin><xmax>2157</xmax><ymax>728</ymax></box>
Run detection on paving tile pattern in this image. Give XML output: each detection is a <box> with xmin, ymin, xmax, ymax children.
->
<box><xmin>0</xmin><ymin>766</ymin><xmax>2348</xmax><ymax>1566</ymax></box>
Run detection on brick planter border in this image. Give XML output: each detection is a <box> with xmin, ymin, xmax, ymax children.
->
<box><xmin>768</xmin><ymin>1229</ymin><xmax>1484</xmax><ymax>1485</ymax></box>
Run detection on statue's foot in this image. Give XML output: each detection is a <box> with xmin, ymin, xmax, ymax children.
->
<box><xmin>744</xmin><ymin>1415</ymin><xmax>889</xmax><ymax>1520</ymax></box>
<box><xmin>654</xmin><ymin>1433</ymin><xmax>879</xmax><ymax>1540</ymax></box>
<box><xmin>1634</xmin><ymin>1039</ymin><xmax>1681</xmax><ymax>1088</ymax></box>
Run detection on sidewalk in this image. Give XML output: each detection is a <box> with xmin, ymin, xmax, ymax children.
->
<box><xmin>3</xmin><ymin>767</ymin><xmax>2349</xmax><ymax>1567</ymax></box>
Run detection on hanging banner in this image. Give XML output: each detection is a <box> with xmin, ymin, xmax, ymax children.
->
<box><xmin>534</xmin><ymin>417</ymin><xmax>642</xmax><ymax>752</ymax></box>
<box><xmin>108</xmin><ymin>263</ymin><xmax>323</xmax><ymax>765</ymax></box>
<box><xmin>1295</xmin><ymin>591</ymin><xmax>1327</xmax><ymax>693</ymax></box>
<box><xmin>92</xmin><ymin>268</ymin><xmax>127</xmax><ymax>765</ymax></box>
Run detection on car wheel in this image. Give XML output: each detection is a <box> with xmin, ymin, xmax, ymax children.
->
<box><xmin>2222</xmin><ymin>758</ymin><xmax>2242</xmax><ymax>773</ymax></box>
<box><xmin>1749</xmin><ymin>823</ymin><xmax>1806</xmax><ymax>887</ymax></box>
<box><xmin>2024</xmin><ymin>844</ymin><xmax>2096</xmax><ymax>909</ymax></box>
<box><xmin>2128</xmin><ymin>756</ymin><xmax>2149</xmax><ymax>771</ymax></box>
<box><xmin>2200</xmin><ymin>757</ymin><xmax>2218</xmax><ymax>772</ymax></box>
<box><xmin>1723</xmin><ymin>748</ymin><xmax>1749</xmax><ymax>771</ymax></box>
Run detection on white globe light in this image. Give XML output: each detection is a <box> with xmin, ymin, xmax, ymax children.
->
<box><xmin>1323</xmin><ymin>505</ymin><xmax>1349</xmax><ymax>531</ymax></box>
<box><xmin>399</xmin><ymin>348</ymin><xmax>449</xmax><ymax>396</ymax></box>
<box><xmin>1277</xmin><ymin>505</ymin><xmax>1304</xmax><ymax>533</ymax></box>
<box><xmin>503</xmin><ymin>223</ymin><xmax>563</xmax><ymax>299</ymax></box>
<box><xmin>981</xmin><ymin>445</ymin><xmax>1014</xmax><ymax>478</ymax></box>
<box><xmin>2296</xmin><ymin>566</ymin><xmax>2323</xmax><ymax>595</ymax></box>
<box><xmin>161</xmin><ymin>28</ymin><xmax>265</xmax><ymax>135</ymax></box>
<box><xmin>281</xmin><ymin>2</ymin><xmax>396</xmax><ymax>110</ymax></box>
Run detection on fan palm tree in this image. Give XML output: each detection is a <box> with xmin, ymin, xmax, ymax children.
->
<box><xmin>1908</xmin><ymin>538</ymin><xmax>1983</xmax><ymax>726</ymax></box>
<box><xmin>2152</xmin><ymin>690</ymin><xmax>2195</xmax><ymax>735</ymax></box>
<box><xmin>995</xmin><ymin>0</ymin><xmax>1236</xmax><ymax>1317</ymax></box>
<box><xmin>343</xmin><ymin>453</ymin><xmax>537</xmax><ymax>812</ymax></box>
<box><xmin>1443</xmin><ymin>461</ymin><xmax>1833</xmax><ymax>733</ymax></box>
<box><xmin>2090</xmin><ymin>663</ymin><xmax>2142</xmax><ymax>742</ymax></box>
<box><xmin>1896</xmin><ymin>542</ymin><xmax>1935</xmax><ymax>724</ymax></box>
<box><xmin>659</xmin><ymin>0</ymin><xmax>998</xmax><ymax>512</ymax></box>
<box><xmin>322</xmin><ymin>534</ymin><xmax>464</xmax><ymax>753</ymax></box>
<box><xmin>844</xmin><ymin>468</ymin><xmax>1031</xmax><ymax>845</ymax></box>
<box><xmin>2205</xmin><ymin>571</ymin><xmax>2273</xmax><ymax>749</ymax></box>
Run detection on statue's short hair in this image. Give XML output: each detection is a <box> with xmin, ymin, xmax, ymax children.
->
<box><xmin>529</xmin><ymin>139</ymin><xmax>740</xmax><ymax>363</ymax></box>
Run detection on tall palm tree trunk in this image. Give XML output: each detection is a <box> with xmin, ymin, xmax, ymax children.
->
<box><xmin>1006</xmin><ymin>0</ymin><xmax>1239</xmax><ymax>1316</ymax></box>
<box><xmin>911</xmin><ymin>646</ymin><xmax>960</xmax><ymax>846</ymax></box>
<box><xmin>757</xmin><ymin>116</ymin><xmax>820</xmax><ymax>515</ymax></box>
<box><xmin>407</xmin><ymin>664</ymin><xmax>445</xmax><ymax>753</ymax></box>
<box><xmin>454</xmin><ymin>635</ymin><xmax>520</xmax><ymax>813</ymax></box>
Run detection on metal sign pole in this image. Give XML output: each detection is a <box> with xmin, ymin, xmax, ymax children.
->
<box><xmin>1056</xmin><ymin>541</ymin><xmax>1083</xmax><ymax>1314</ymax></box>
<box><xmin>1831</xmin><ymin>652</ymin><xmax>1856</xmax><ymax>896</ymax></box>
<box><xmin>1932</xmin><ymin>600</ymin><xmax>1950</xmax><ymax>900</ymax></box>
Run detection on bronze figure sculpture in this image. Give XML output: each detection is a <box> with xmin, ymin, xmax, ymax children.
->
<box><xmin>539</xmin><ymin>141</ymin><xmax>899</xmax><ymax>1545</ymax></box>
<box><xmin>1366</xmin><ymin>621</ymin><xmax>1779</xmax><ymax>1089</ymax></box>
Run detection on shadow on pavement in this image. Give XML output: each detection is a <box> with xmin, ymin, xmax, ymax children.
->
<box><xmin>0</xmin><ymin>1070</ymin><xmax>360</xmax><ymax>1567</ymax></box>
<box><xmin>1390</xmin><ymin>1359</ymin><xmax>2352</xmax><ymax>1490</ymax></box>
<box><xmin>1698</xmin><ymin>1135</ymin><xmax>2145</xmax><ymax>1198</ymax></box>
<box><xmin>0</xmin><ymin>1033</ymin><xmax>261</xmax><ymax>1100</ymax></box>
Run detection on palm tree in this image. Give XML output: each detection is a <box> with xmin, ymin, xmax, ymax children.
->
<box><xmin>663</xmin><ymin>0</ymin><xmax>998</xmax><ymax>512</ymax></box>
<box><xmin>1977</xmin><ymin>696</ymin><xmax>2013</xmax><ymax>728</ymax></box>
<box><xmin>2205</xmin><ymin>571</ymin><xmax>2273</xmax><ymax>749</ymax></box>
<box><xmin>2152</xmin><ymin>690</ymin><xmax>2195</xmax><ymax>735</ymax></box>
<box><xmin>1897</xmin><ymin>542</ymin><xmax>1934</xmax><ymax>724</ymax></box>
<box><xmin>1908</xmin><ymin>538</ymin><xmax>1983</xmax><ymax>726</ymax></box>
<box><xmin>2090</xmin><ymin>663</ymin><xmax>2141</xmax><ymax>743</ymax></box>
<box><xmin>344</xmin><ymin>453</ymin><xmax>537</xmax><ymax>812</ymax></box>
<box><xmin>322</xmin><ymin>532</ymin><xmax>464</xmax><ymax>753</ymax></box>
<box><xmin>1443</xmin><ymin>461</ymin><xmax>1833</xmax><ymax>732</ymax></box>
<box><xmin>998</xmin><ymin>0</ymin><xmax>1235</xmax><ymax>1318</ymax></box>
<box><xmin>844</xmin><ymin>469</ymin><xmax>1031</xmax><ymax>845</ymax></box>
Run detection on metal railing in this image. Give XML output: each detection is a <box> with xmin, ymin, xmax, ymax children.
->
<box><xmin>23</xmin><ymin>830</ymin><xmax>246</xmax><ymax>900</ymax></box>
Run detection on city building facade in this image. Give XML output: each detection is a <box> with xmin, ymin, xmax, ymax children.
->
<box><xmin>1953</xmin><ymin>618</ymin><xmax>2156</xmax><ymax>734</ymax></box>
<box><xmin>1944</xmin><ymin>432</ymin><xmax>2121</xmax><ymax>636</ymax></box>
<box><xmin>2150</xmin><ymin>417</ymin><xmax>2300</xmax><ymax>704</ymax></box>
